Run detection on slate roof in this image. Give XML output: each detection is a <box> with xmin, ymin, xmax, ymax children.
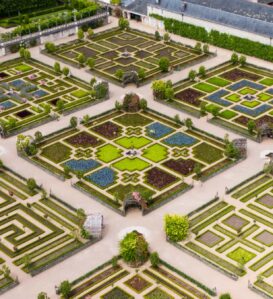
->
<box><xmin>123</xmin><ymin>0</ymin><xmax>273</xmax><ymax>37</ymax></box>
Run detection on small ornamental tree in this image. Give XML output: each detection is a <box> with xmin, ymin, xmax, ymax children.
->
<box><xmin>231</xmin><ymin>52</ymin><xmax>239</xmax><ymax>65</ymax></box>
<box><xmin>77</xmin><ymin>53</ymin><xmax>86</xmax><ymax>66</ymax></box>
<box><xmin>152</xmin><ymin>80</ymin><xmax>167</xmax><ymax>100</ymax></box>
<box><xmin>138</xmin><ymin>68</ymin><xmax>146</xmax><ymax>80</ymax></box>
<box><xmin>203</xmin><ymin>44</ymin><xmax>209</xmax><ymax>53</ymax></box>
<box><xmin>155</xmin><ymin>30</ymin><xmax>161</xmax><ymax>41</ymax></box>
<box><xmin>19</xmin><ymin>47</ymin><xmax>25</xmax><ymax>58</ymax></box>
<box><xmin>165</xmin><ymin>87</ymin><xmax>174</xmax><ymax>101</ymax></box>
<box><xmin>62</xmin><ymin>67</ymin><xmax>70</xmax><ymax>77</ymax></box>
<box><xmin>119</xmin><ymin>231</ymin><xmax>149</xmax><ymax>267</ymax></box>
<box><xmin>150</xmin><ymin>252</ymin><xmax>160</xmax><ymax>268</ymax></box>
<box><xmin>87</xmin><ymin>28</ymin><xmax>94</xmax><ymax>38</ymax></box>
<box><xmin>198</xmin><ymin>66</ymin><xmax>206</xmax><ymax>78</ymax></box>
<box><xmin>174</xmin><ymin>114</ymin><xmax>180</xmax><ymax>125</ymax></box>
<box><xmin>37</xmin><ymin>292</ymin><xmax>48</xmax><ymax>299</ymax></box>
<box><xmin>111</xmin><ymin>256</ymin><xmax>119</xmax><ymax>268</ymax></box>
<box><xmin>140</xmin><ymin>98</ymin><xmax>148</xmax><ymax>111</ymax></box>
<box><xmin>34</xmin><ymin>131</ymin><xmax>43</xmax><ymax>143</ymax></box>
<box><xmin>163</xmin><ymin>32</ymin><xmax>170</xmax><ymax>43</ymax></box>
<box><xmin>164</xmin><ymin>214</ymin><xmax>189</xmax><ymax>242</ymax></box>
<box><xmin>87</xmin><ymin>57</ymin><xmax>95</xmax><ymax>69</ymax></box>
<box><xmin>118</xmin><ymin>17</ymin><xmax>129</xmax><ymax>30</ymax></box>
<box><xmin>158</xmin><ymin>57</ymin><xmax>170</xmax><ymax>72</ymax></box>
<box><xmin>239</xmin><ymin>55</ymin><xmax>247</xmax><ymax>66</ymax></box>
<box><xmin>56</xmin><ymin>99</ymin><xmax>65</xmax><ymax>112</ymax></box>
<box><xmin>27</xmin><ymin>178</ymin><xmax>37</xmax><ymax>191</ymax></box>
<box><xmin>58</xmin><ymin>280</ymin><xmax>71</xmax><ymax>299</ymax></box>
<box><xmin>70</xmin><ymin>116</ymin><xmax>78</xmax><ymax>128</ymax></box>
<box><xmin>263</xmin><ymin>162</ymin><xmax>273</xmax><ymax>176</ymax></box>
<box><xmin>115</xmin><ymin>100</ymin><xmax>122</xmax><ymax>111</ymax></box>
<box><xmin>247</xmin><ymin>120</ymin><xmax>256</xmax><ymax>135</ymax></box>
<box><xmin>194</xmin><ymin>42</ymin><xmax>202</xmax><ymax>52</ymax></box>
<box><xmin>225</xmin><ymin>142</ymin><xmax>240</xmax><ymax>159</ymax></box>
<box><xmin>211</xmin><ymin>106</ymin><xmax>220</xmax><ymax>118</ymax></box>
<box><xmin>77</xmin><ymin>28</ymin><xmax>84</xmax><ymax>40</ymax></box>
<box><xmin>45</xmin><ymin>42</ymin><xmax>56</xmax><ymax>53</ymax></box>
<box><xmin>115</xmin><ymin>69</ymin><xmax>124</xmax><ymax>81</ymax></box>
<box><xmin>54</xmin><ymin>61</ymin><xmax>61</xmax><ymax>74</ymax></box>
<box><xmin>188</xmin><ymin>70</ymin><xmax>196</xmax><ymax>81</ymax></box>
<box><xmin>219</xmin><ymin>294</ymin><xmax>232</xmax><ymax>299</ymax></box>
<box><xmin>200</xmin><ymin>102</ymin><xmax>207</xmax><ymax>116</ymax></box>
<box><xmin>185</xmin><ymin>118</ymin><xmax>193</xmax><ymax>129</ymax></box>
<box><xmin>194</xmin><ymin>163</ymin><xmax>202</xmax><ymax>178</ymax></box>
<box><xmin>24</xmin><ymin>49</ymin><xmax>31</xmax><ymax>60</ymax></box>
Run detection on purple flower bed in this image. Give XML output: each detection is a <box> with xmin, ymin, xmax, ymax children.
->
<box><xmin>228</xmin><ymin>80</ymin><xmax>264</xmax><ymax>91</ymax></box>
<box><xmin>146</xmin><ymin>122</ymin><xmax>174</xmax><ymax>139</ymax></box>
<box><xmin>0</xmin><ymin>100</ymin><xmax>16</xmax><ymax>110</ymax></box>
<box><xmin>164</xmin><ymin>132</ymin><xmax>197</xmax><ymax>146</ymax></box>
<box><xmin>233</xmin><ymin>104</ymin><xmax>271</xmax><ymax>117</ymax></box>
<box><xmin>85</xmin><ymin>167</ymin><xmax>115</xmax><ymax>188</ymax></box>
<box><xmin>64</xmin><ymin>159</ymin><xmax>100</xmax><ymax>173</ymax></box>
<box><xmin>267</xmin><ymin>88</ymin><xmax>273</xmax><ymax>95</ymax></box>
<box><xmin>32</xmin><ymin>89</ymin><xmax>49</xmax><ymax>98</ymax></box>
<box><xmin>207</xmin><ymin>90</ymin><xmax>231</xmax><ymax>107</ymax></box>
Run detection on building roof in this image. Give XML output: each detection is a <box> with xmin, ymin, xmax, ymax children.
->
<box><xmin>124</xmin><ymin>0</ymin><xmax>273</xmax><ymax>37</ymax></box>
<box><xmin>84</xmin><ymin>213</ymin><xmax>103</xmax><ymax>230</ymax></box>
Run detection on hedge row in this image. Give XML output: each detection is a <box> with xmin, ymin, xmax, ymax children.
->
<box><xmin>150</xmin><ymin>14</ymin><xmax>273</xmax><ymax>62</ymax></box>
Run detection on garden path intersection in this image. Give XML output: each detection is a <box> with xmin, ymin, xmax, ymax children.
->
<box><xmin>0</xmin><ymin>17</ymin><xmax>273</xmax><ymax>299</ymax></box>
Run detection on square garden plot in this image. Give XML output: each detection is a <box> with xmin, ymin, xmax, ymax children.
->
<box><xmin>26</xmin><ymin>109</ymin><xmax>238</xmax><ymax>215</ymax></box>
<box><xmin>67</xmin><ymin>258</ymin><xmax>213</xmax><ymax>299</ymax></box>
<box><xmin>0</xmin><ymin>167</ymin><xmax>98</xmax><ymax>276</ymax></box>
<box><xmin>52</xmin><ymin>28</ymin><xmax>209</xmax><ymax>85</ymax></box>
<box><xmin>0</xmin><ymin>58</ymin><xmax>105</xmax><ymax>137</ymax></box>
<box><xmin>165</xmin><ymin>62</ymin><xmax>273</xmax><ymax>140</ymax></box>
<box><xmin>176</xmin><ymin>172</ymin><xmax>273</xmax><ymax>284</ymax></box>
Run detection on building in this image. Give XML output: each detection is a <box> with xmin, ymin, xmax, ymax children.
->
<box><xmin>116</xmin><ymin>0</ymin><xmax>273</xmax><ymax>45</ymax></box>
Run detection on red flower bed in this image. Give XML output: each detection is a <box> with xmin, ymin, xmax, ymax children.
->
<box><xmin>65</xmin><ymin>132</ymin><xmax>103</xmax><ymax>148</ymax></box>
<box><xmin>163</xmin><ymin>158</ymin><xmax>196</xmax><ymax>176</ymax></box>
<box><xmin>234</xmin><ymin>115</ymin><xmax>250</xmax><ymax>126</ymax></box>
<box><xmin>221</xmin><ymin>68</ymin><xmax>261</xmax><ymax>81</ymax></box>
<box><xmin>92</xmin><ymin>121</ymin><xmax>121</xmax><ymax>139</ymax></box>
<box><xmin>256</xmin><ymin>115</ymin><xmax>273</xmax><ymax>127</ymax></box>
<box><xmin>146</xmin><ymin>167</ymin><xmax>177</xmax><ymax>189</ymax></box>
<box><xmin>175</xmin><ymin>88</ymin><xmax>204</xmax><ymax>107</ymax></box>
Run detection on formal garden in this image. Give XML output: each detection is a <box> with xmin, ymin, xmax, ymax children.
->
<box><xmin>17</xmin><ymin>94</ymin><xmax>242</xmax><ymax>215</ymax></box>
<box><xmin>171</xmin><ymin>166</ymin><xmax>273</xmax><ymax>298</ymax></box>
<box><xmin>153</xmin><ymin>57</ymin><xmax>273</xmax><ymax>140</ymax></box>
<box><xmin>0</xmin><ymin>161</ymin><xmax>99</xmax><ymax>287</ymax></box>
<box><xmin>47</xmin><ymin>23</ymin><xmax>209</xmax><ymax>85</ymax></box>
<box><xmin>0</xmin><ymin>58</ymin><xmax>108</xmax><ymax>137</ymax></box>
<box><xmin>54</xmin><ymin>231</ymin><xmax>215</xmax><ymax>299</ymax></box>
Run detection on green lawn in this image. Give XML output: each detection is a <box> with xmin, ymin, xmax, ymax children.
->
<box><xmin>142</xmin><ymin>144</ymin><xmax>168</xmax><ymax>162</ymax></box>
<box><xmin>193</xmin><ymin>82</ymin><xmax>218</xmax><ymax>93</ymax></box>
<box><xmin>112</xmin><ymin>157</ymin><xmax>150</xmax><ymax>171</ymax></box>
<box><xmin>96</xmin><ymin>144</ymin><xmax>122</xmax><ymax>163</ymax></box>
<box><xmin>115</xmin><ymin>136</ymin><xmax>151</xmax><ymax>149</ymax></box>
<box><xmin>258</xmin><ymin>93</ymin><xmax>272</xmax><ymax>102</ymax></box>
<box><xmin>219</xmin><ymin>110</ymin><xmax>238</xmax><ymax>120</ymax></box>
<box><xmin>114</xmin><ymin>113</ymin><xmax>152</xmax><ymax>127</ymax></box>
<box><xmin>241</xmin><ymin>100</ymin><xmax>260</xmax><ymax>108</ymax></box>
<box><xmin>41</xmin><ymin>142</ymin><xmax>71</xmax><ymax>163</ymax></box>
<box><xmin>193</xmin><ymin>143</ymin><xmax>223</xmax><ymax>164</ymax></box>
<box><xmin>227</xmin><ymin>247</ymin><xmax>256</xmax><ymax>264</ymax></box>
<box><xmin>239</xmin><ymin>88</ymin><xmax>257</xmax><ymax>95</ymax></box>
<box><xmin>259</xmin><ymin>77</ymin><xmax>273</xmax><ymax>86</ymax></box>
<box><xmin>15</xmin><ymin>64</ymin><xmax>33</xmax><ymax>72</ymax></box>
<box><xmin>207</xmin><ymin>77</ymin><xmax>230</xmax><ymax>87</ymax></box>
<box><xmin>71</xmin><ymin>89</ymin><xmax>90</xmax><ymax>98</ymax></box>
<box><xmin>226</xmin><ymin>94</ymin><xmax>241</xmax><ymax>103</ymax></box>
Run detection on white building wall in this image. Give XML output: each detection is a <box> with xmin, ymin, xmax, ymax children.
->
<box><xmin>147</xmin><ymin>6</ymin><xmax>272</xmax><ymax>46</ymax></box>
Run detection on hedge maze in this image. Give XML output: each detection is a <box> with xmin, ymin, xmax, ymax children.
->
<box><xmin>53</xmin><ymin>28</ymin><xmax>207</xmax><ymax>84</ymax></box>
<box><xmin>66</xmin><ymin>259</ymin><xmax>214</xmax><ymax>299</ymax></box>
<box><xmin>0</xmin><ymin>58</ymin><xmax>105</xmax><ymax>137</ymax></box>
<box><xmin>26</xmin><ymin>109</ymin><xmax>237</xmax><ymax>214</ymax></box>
<box><xmin>176</xmin><ymin>172</ymin><xmax>273</xmax><ymax>297</ymax></box>
<box><xmin>164</xmin><ymin>63</ymin><xmax>273</xmax><ymax>139</ymax></box>
<box><xmin>0</xmin><ymin>166</ymin><xmax>96</xmax><ymax>277</ymax></box>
